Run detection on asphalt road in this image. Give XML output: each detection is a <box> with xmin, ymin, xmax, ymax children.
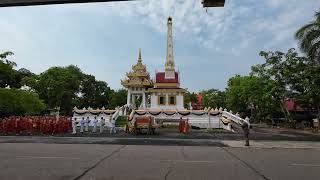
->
<box><xmin>1</xmin><ymin>143</ymin><xmax>320</xmax><ymax>180</ymax></box>
<box><xmin>3</xmin><ymin>127</ymin><xmax>320</xmax><ymax>141</ymax></box>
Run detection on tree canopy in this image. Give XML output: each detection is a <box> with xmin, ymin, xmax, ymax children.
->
<box><xmin>295</xmin><ymin>10</ymin><xmax>320</xmax><ymax>64</ymax></box>
<box><xmin>0</xmin><ymin>51</ymin><xmax>35</xmax><ymax>88</ymax></box>
<box><xmin>201</xmin><ymin>89</ymin><xmax>225</xmax><ymax>109</ymax></box>
<box><xmin>0</xmin><ymin>88</ymin><xmax>46</xmax><ymax>117</ymax></box>
<box><xmin>108</xmin><ymin>89</ymin><xmax>127</xmax><ymax>109</ymax></box>
<box><xmin>24</xmin><ymin>65</ymin><xmax>115</xmax><ymax>115</ymax></box>
<box><xmin>77</xmin><ymin>74</ymin><xmax>112</xmax><ymax>109</ymax></box>
<box><xmin>0</xmin><ymin>51</ymin><xmax>117</xmax><ymax>116</ymax></box>
<box><xmin>225</xmin><ymin>75</ymin><xmax>280</xmax><ymax>122</ymax></box>
<box><xmin>184</xmin><ymin>91</ymin><xmax>197</xmax><ymax>109</ymax></box>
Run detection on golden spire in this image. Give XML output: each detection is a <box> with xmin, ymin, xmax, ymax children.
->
<box><xmin>138</xmin><ymin>48</ymin><xmax>142</xmax><ymax>63</ymax></box>
<box><xmin>121</xmin><ymin>48</ymin><xmax>153</xmax><ymax>88</ymax></box>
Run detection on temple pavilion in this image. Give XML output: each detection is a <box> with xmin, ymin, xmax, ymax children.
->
<box><xmin>121</xmin><ymin>49</ymin><xmax>153</xmax><ymax>109</ymax></box>
<box><xmin>121</xmin><ymin>17</ymin><xmax>186</xmax><ymax>110</ymax></box>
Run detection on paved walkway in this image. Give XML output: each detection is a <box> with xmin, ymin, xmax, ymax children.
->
<box><xmin>222</xmin><ymin>140</ymin><xmax>320</xmax><ymax>149</ymax></box>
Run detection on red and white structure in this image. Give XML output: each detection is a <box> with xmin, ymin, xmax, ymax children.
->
<box><xmin>122</xmin><ymin>17</ymin><xmax>186</xmax><ymax>111</ymax></box>
<box><xmin>147</xmin><ymin>17</ymin><xmax>186</xmax><ymax>110</ymax></box>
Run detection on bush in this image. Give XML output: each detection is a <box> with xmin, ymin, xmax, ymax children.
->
<box><xmin>0</xmin><ymin>88</ymin><xmax>45</xmax><ymax>117</ymax></box>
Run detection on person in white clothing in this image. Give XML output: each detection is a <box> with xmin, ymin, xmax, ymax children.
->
<box><xmin>85</xmin><ymin>117</ymin><xmax>90</xmax><ymax>132</ymax></box>
<box><xmin>99</xmin><ymin>117</ymin><xmax>104</xmax><ymax>134</ymax></box>
<box><xmin>92</xmin><ymin>116</ymin><xmax>98</xmax><ymax>133</ymax></box>
<box><xmin>110</xmin><ymin>117</ymin><xmax>116</xmax><ymax>134</ymax></box>
<box><xmin>72</xmin><ymin>117</ymin><xmax>77</xmax><ymax>134</ymax></box>
<box><xmin>80</xmin><ymin>117</ymin><xmax>85</xmax><ymax>133</ymax></box>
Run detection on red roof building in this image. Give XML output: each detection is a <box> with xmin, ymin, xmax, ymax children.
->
<box><xmin>121</xmin><ymin>17</ymin><xmax>186</xmax><ymax>110</ymax></box>
<box><xmin>145</xmin><ymin>17</ymin><xmax>186</xmax><ymax>110</ymax></box>
<box><xmin>283</xmin><ymin>99</ymin><xmax>307</xmax><ymax>112</ymax></box>
<box><xmin>155</xmin><ymin>72</ymin><xmax>179</xmax><ymax>84</ymax></box>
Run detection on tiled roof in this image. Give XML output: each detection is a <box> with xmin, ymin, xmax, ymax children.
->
<box><xmin>155</xmin><ymin>72</ymin><xmax>179</xmax><ymax>83</ymax></box>
<box><xmin>284</xmin><ymin>99</ymin><xmax>305</xmax><ymax>112</ymax></box>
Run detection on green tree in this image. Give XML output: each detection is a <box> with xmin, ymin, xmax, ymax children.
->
<box><xmin>0</xmin><ymin>51</ymin><xmax>15</xmax><ymax>66</ymax></box>
<box><xmin>78</xmin><ymin>74</ymin><xmax>112</xmax><ymax>108</ymax></box>
<box><xmin>79</xmin><ymin>74</ymin><xmax>97</xmax><ymax>107</ymax></box>
<box><xmin>295</xmin><ymin>10</ymin><xmax>320</xmax><ymax>64</ymax></box>
<box><xmin>0</xmin><ymin>51</ymin><xmax>34</xmax><ymax>88</ymax></box>
<box><xmin>11</xmin><ymin>68</ymin><xmax>35</xmax><ymax>88</ymax></box>
<box><xmin>294</xmin><ymin>10</ymin><xmax>320</xmax><ymax>120</ymax></box>
<box><xmin>28</xmin><ymin>65</ymin><xmax>83</xmax><ymax>115</ymax></box>
<box><xmin>225</xmin><ymin>75</ymin><xmax>279</xmax><ymax>122</ymax></box>
<box><xmin>92</xmin><ymin>80</ymin><xmax>112</xmax><ymax>107</ymax></box>
<box><xmin>184</xmin><ymin>91</ymin><xmax>197</xmax><ymax>109</ymax></box>
<box><xmin>251</xmin><ymin>50</ymin><xmax>292</xmax><ymax>122</ymax></box>
<box><xmin>251</xmin><ymin>48</ymin><xmax>320</xmax><ymax>124</ymax></box>
<box><xmin>109</xmin><ymin>89</ymin><xmax>127</xmax><ymax>109</ymax></box>
<box><xmin>0</xmin><ymin>88</ymin><xmax>45</xmax><ymax>116</ymax></box>
<box><xmin>201</xmin><ymin>89</ymin><xmax>226</xmax><ymax>109</ymax></box>
<box><xmin>290</xmin><ymin>58</ymin><xmax>320</xmax><ymax>120</ymax></box>
<box><xmin>225</xmin><ymin>75</ymin><xmax>248</xmax><ymax>113</ymax></box>
<box><xmin>0</xmin><ymin>51</ymin><xmax>15</xmax><ymax>88</ymax></box>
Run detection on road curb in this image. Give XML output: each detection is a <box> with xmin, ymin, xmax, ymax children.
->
<box><xmin>0</xmin><ymin>136</ymin><xmax>227</xmax><ymax>147</ymax></box>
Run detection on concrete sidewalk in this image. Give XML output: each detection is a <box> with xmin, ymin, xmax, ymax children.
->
<box><xmin>223</xmin><ymin>140</ymin><xmax>320</xmax><ymax>149</ymax></box>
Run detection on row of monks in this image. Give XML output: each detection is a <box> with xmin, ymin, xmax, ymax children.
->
<box><xmin>0</xmin><ymin>116</ymin><xmax>71</xmax><ymax>136</ymax></box>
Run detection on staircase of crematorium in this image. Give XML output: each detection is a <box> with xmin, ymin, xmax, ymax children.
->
<box><xmin>220</xmin><ymin>110</ymin><xmax>250</xmax><ymax>132</ymax></box>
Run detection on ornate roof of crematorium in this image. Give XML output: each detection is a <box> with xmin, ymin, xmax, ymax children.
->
<box><xmin>121</xmin><ymin>49</ymin><xmax>153</xmax><ymax>88</ymax></box>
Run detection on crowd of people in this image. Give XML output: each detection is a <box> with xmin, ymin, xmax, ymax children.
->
<box><xmin>0</xmin><ymin>115</ymin><xmax>118</xmax><ymax>136</ymax></box>
<box><xmin>0</xmin><ymin>116</ymin><xmax>71</xmax><ymax>136</ymax></box>
<box><xmin>72</xmin><ymin>116</ymin><xmax>117</xmax><ymax>134</ymax></box>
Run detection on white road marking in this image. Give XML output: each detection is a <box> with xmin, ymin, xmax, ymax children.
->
<box><xmin>15</xmin><ymin>156</ymin><xmax>81</xmax><ymax>160</ymax></box>
<box><xmin>290</xmin><ymin>163</ymin><xmax>320</xmax><ymax>167</ymax></box>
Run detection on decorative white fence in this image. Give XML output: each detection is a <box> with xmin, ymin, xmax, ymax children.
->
<box><xmin>128</xmin><ymin>109</ymin><xmax>222</xmax><ymax>129</ymax></box>
<box><xmin>128</xmin><ymin>108</ymin><xmax>250</xmax><ymax>131</ymax></box>
<box><xmin>72</xmin><ymin>106</ymin><xmax>249</xmax><ymax>131</ymax></box>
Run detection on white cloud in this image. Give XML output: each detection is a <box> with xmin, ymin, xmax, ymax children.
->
<box><xmin>266</xmin><ymin>0</ymin><xmax>287</xmax><ymax>7</ymax></box>
<box><xmin>251</xmin><ymin>1</ymin><xmax>320</xmax><ymax>50</ymax></box>
<box><xmin>1</xmin><ymin>0</ymin><xmax>320</xmax><ymax>91</ymax></box>
<box><xmin>110</xmin><ymin>0</ymin><xmax>235</xmax><ymax>45</ymax></box>
<box><xmin>109</xmin><ymin>0</ymin><xmax>320</xmax><ymax>54</ymax></box>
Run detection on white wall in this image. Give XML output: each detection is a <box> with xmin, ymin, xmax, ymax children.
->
<box><xmin>150</xmin><ymin>93</ymin><xmax>184</xmax><ymax>110</ymax></box>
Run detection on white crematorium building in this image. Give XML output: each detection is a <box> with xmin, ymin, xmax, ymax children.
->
<box><xmin>121</xmin><ymin>17</ymin><xmax>186</xmax><ymax>110</ymax></box>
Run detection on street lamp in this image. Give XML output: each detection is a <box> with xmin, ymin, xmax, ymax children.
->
<box><xmin>202</xmin><ymin>0</ymin><xmax>225</xmax><ymax>7</ymax></box>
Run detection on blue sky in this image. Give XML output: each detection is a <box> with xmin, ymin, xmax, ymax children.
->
<box><xmin>0</xmin><ymin>0</ymin><xmax>319</xmax><ymax>92</ymax></box>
